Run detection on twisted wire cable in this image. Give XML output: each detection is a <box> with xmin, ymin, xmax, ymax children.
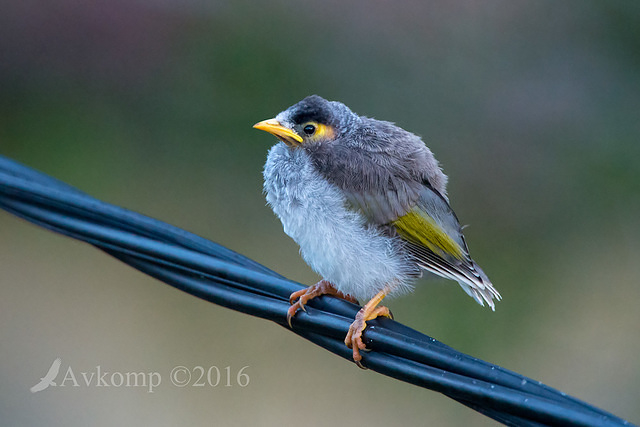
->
<box><xmin>0</xmin><ymin>155</ymin><xmax>633</xmax><ymax>427</ymax></box>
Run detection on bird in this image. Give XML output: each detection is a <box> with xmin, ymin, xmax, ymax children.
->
<box><xmin>254</xmin><ymin>95</ymin><xmax>500</xmax><ymax>367</ymax></box>
<box><xmin>30</xmin><ymin>357</ymin><xmax>62</xmax><ymax>393</ymax></box>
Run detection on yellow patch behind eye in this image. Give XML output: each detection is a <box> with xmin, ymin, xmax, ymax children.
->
<box><xmin>304</xmin><ymin>122</ymin><xmax>335</xmax><ymax>142</ymax></box>
<box><xmin>314</xmin><ymin>123</ymin><xmax>335</xmax><ymax>140</ymax></box>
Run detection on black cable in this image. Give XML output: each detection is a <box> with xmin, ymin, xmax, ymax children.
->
<box><xmin>0</xmin><ymin>155</ymin><xmax>634</xmax><ymax>427</ymax></box>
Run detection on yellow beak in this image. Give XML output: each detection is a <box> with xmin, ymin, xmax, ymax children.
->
<box><xmin>253</xmin><ymin>119</ymin><xmax>303</xmax><ymax>146</ymax></box>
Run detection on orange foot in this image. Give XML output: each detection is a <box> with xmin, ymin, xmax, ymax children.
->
<box><xmin>344</xmin><ymin>288</ymin><xmax>393</xmax><ymax>369</ymax></box>
<box><xmin>287</xmin><ymin>280</ymin><xmax>358</xmax><ymax>327</ymax></box>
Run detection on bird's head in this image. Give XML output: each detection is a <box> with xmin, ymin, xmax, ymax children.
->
<box><xmin>253</xmin><ymin>95</ymin><xmax>357</xmax><ymax>147</ymax></box>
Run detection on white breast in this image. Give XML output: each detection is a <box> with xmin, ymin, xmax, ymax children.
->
<box><xmin>263</xmin><ymin>143</ymin><xmax>415</xmax><ymax>301</ymax></box>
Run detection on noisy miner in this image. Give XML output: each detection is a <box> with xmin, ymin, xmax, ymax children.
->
<box><xmin>254</xmin><ymin>95</ymin><xmax>500</xmax><ymax>366</ymax></box>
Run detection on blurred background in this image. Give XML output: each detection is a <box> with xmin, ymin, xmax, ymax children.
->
<box><xmin>1</xmin><ymin>1</ymin><xmax>639</xmax><ymax>425</ymax></box>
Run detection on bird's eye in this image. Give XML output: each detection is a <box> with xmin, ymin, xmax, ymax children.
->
<box><xmin>303</xmin><ymin>124</ymin><xmax>316</xmax><ymax>135</ymax></box>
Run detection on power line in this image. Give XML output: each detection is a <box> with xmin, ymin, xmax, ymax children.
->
<box><xmin>0</xmin><ymin>155</ymin><xmax>633</xmax><ymax>426</ymax></box>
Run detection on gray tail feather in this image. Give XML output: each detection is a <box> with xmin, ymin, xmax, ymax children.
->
<box><xmin>457</xmin><ymin>263</ymin><xmax>501</xmax><ymax>311</ymax></box>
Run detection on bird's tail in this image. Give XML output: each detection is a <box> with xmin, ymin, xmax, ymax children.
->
<box><xmin>456</xmin><ymin>263</ymin><xmax>501</xmax><ymax>311</ymax></box>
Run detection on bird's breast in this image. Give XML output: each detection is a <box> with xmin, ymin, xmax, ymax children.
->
<box><xmin>262</xmin><ymin>143</ymin><xmax>416</xmax><ymax>300</ymax></box>
<box><xmin>263</xmin><ymin>143</ymin><xmax>339</xmax><ymax>239</ymax></box>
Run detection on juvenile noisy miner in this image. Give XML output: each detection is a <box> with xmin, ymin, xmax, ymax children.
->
<box><xmin>254</xmin><ymin>95</ymin><xmax>500</xmax><ymax>366</ymax></box>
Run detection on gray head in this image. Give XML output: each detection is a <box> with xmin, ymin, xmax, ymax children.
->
<box><xmin>254</xmin><ymin>95</ymin><xmax>448</xmax><ymax>196</ymax></box>
<box><xmin>253</xmin><ymin>95</ymin><xmax>360</xmax><ymax>147</ymax></box>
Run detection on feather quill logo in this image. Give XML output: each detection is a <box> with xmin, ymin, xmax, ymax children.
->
<box><xmin>30</xmin><ymin>358</ymin><xmax>62</xmax><ymax>393</ymax></box>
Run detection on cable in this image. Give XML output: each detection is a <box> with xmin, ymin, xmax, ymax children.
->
<box><xmin>0</xmin><ymin>155</ymin><xmax>633</xmax><ymax>426</ymax></box>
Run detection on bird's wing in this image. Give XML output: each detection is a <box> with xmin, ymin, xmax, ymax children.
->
<box><xmin>44</xmin><ymin>358</ymin><xmax>62</xmax><ymax>380</ymax></box>
<box><xmin>396</xmin><ymin>186</ymin><xmax>499</xmax><ymax>305</ymax></box>
<box><xmin>393</xmin><ymin>187</ymin><xmax>467</xmax><ymax>259</ymax></box>
<box><xmin>342</xmin><ymin>176</ymin><xmax>422</xmax><ymax>225</ymax></box>
<box><xmin>346</xmin><ymin>181</ymin><xmax>500</xmax><ymax>309</ymax></box>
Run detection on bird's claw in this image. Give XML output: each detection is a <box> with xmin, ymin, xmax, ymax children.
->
<box><xmin>345</xmin><ymin>314</ymin><xmax>369</xmax><ymax>369</ymax></box>
<box><xmin>286</xmin><ymin>300</ymin><xmax>307</xmax><ymax>328</ymax></box>
<box><xmin>288</xmin><ymin>287</ymin><xmax>308</xmax><ymax>306</ymax></box>
<box><xmin>344</xmin><ymin>304</ymin><xmax>392</xmax><ymax>369</ymax></box>
<box><xmin>286</xmin><ymin>280</ymin><xmax>357</xmax><ymax>328</ymax></box>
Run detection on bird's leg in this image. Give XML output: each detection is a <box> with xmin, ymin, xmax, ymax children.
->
<box><xmin>287</xmin><ymin>279</ymin><xmax>358</xmax><ymax>327</ymax></box>
<box><xmin>345</xmin><ymin>286</ymin><xmax>393</xmax><ymax>369</ymax></box>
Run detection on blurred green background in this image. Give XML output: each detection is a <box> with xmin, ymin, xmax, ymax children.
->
<box><xmin>1</xmin><ymin>1</ymin><xmax>639</xmax><ymax>425</ymax></box>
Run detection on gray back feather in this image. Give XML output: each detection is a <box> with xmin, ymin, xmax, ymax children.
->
<box><xmin>305</xmin><ymin>116</ymin><xmax>449</xmax><ymax>225</ymax></box>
